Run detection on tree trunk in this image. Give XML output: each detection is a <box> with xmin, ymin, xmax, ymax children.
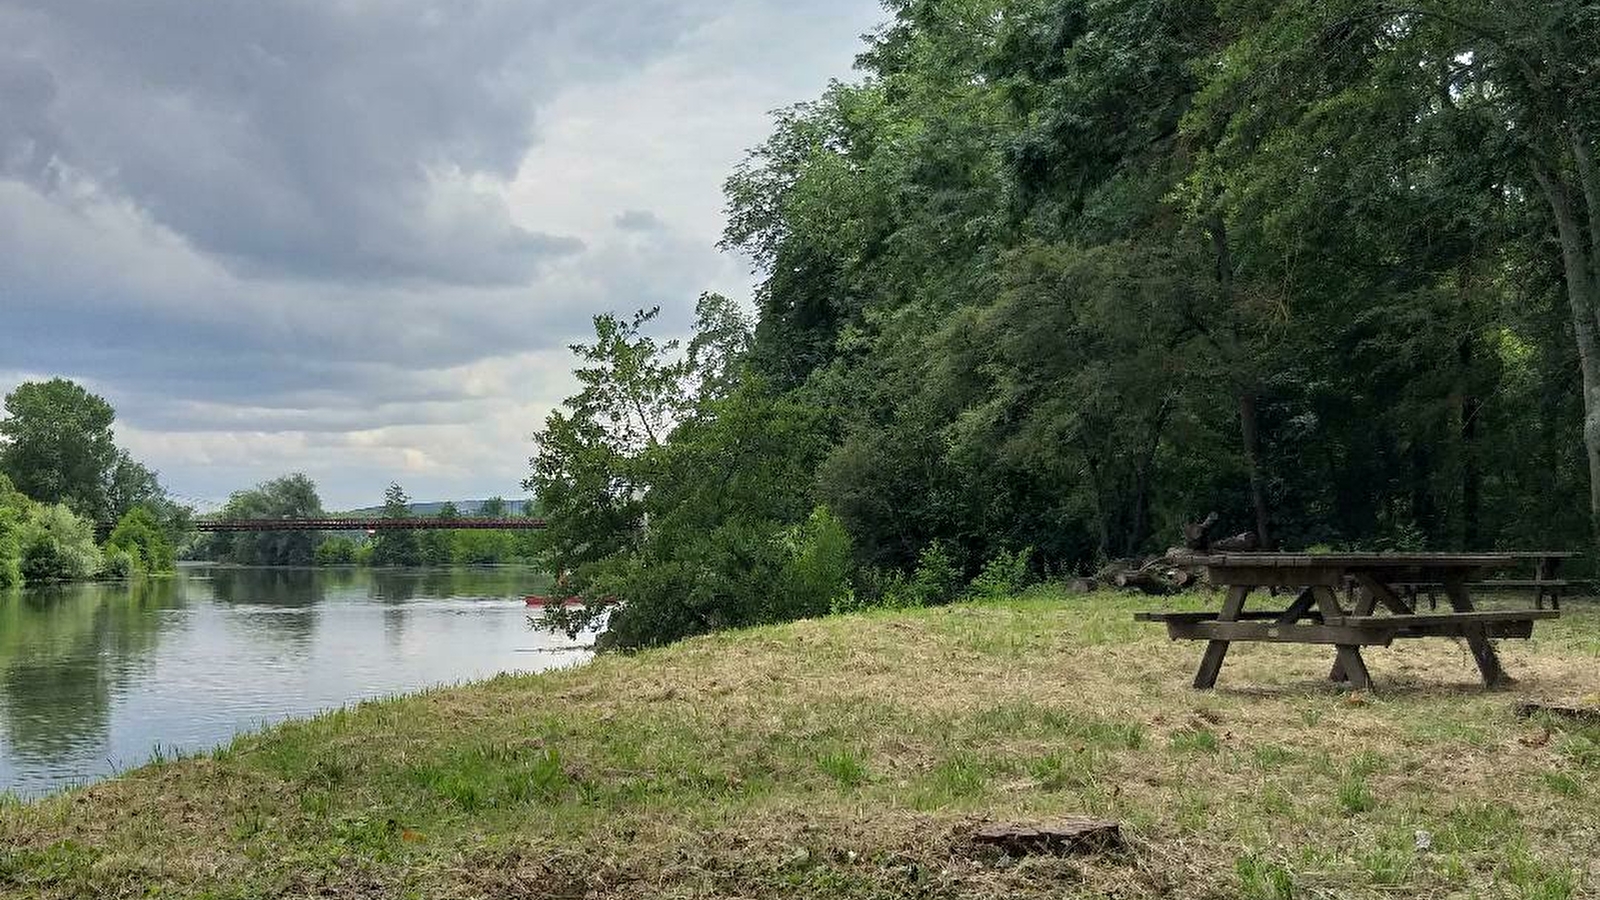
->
<box><xmin>1238</xmin><ymin>392</ymin><xmax>1273</xmax><ymax>550</ymax></box>
<box><xmin>1123</xmin><ymin>397</ymin><xmax>1173</xmax><ymax>557</ymax></box>
<box><xmin>1570</xmin><ymin>129</ymin><xmax>1600</xmax><ymax>288</ymax></box>
<box><xmin>1531</xmin><ymin>158</ymin><xmax>1600</xmax><ymax>545</ymax></box>
<box><xmin>1210</xmin><ymin>213</ymin><xmax>1273</xmax><ymax>550</ymax></box>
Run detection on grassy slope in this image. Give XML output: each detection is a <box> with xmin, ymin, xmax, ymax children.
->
<box><xmin>2</xmin><ymin>590</ymin><xmax>1598</xmax><ymax>899</ymax></box>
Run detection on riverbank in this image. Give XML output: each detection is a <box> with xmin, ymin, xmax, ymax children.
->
<box><xmin>3</xmin><ymin>589</ymin><xmax>1597</xmax><ymax>898</ymax></box>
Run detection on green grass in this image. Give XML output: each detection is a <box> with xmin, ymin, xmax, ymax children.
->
<box><xmin>1</xmin><ymin>590</ymin><xmax>1597</xmax><ymax>898</ymax></box>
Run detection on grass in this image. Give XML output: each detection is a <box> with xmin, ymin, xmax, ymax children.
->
<box><xmin>1</xmin><ymin>588</ymin><xmax>1598</xmax><ymax>898</ymax></box>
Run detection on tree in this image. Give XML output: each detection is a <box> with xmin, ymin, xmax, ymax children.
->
<box><xmin>0</xmin><ymin>379</ymin><xmax>119</xmax><ymax>520</ymax></box>
<box><xmin>478</xmin><ymin>496</ymin><xmax>508</xmax><ymax>517</ymax></box>
<box><xmin>369</xmin><ymin>483</ymin><xmax>422</xmax><ymax>567</ymax></box>
<box><xmin>104</xmin><ymin>451</ymin><xmax>162</xmax><ymax>523</ymax></box>
<box><xmin>524</xmin><ymin>308</ymin><xmax>687</xmax><ymax>585</ymax></box>
<box><xmin>205</xmin><ymin>474</ymin><xmax>325</xmax><ymax>566</ymax></box>
<box><xmin>105</xmin><ymin>506</ymin><xmax>176</xmax><ymax>574</ymax></box>
<box><xmin>419</xmin><ymin>502</ymin><xmax>458</xmax><ymax>566</ymax></box>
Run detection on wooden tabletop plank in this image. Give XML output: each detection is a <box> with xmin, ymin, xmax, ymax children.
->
<box><xmin>1195</xmin><ymin>552</ymin><xmax>1518</xmax><ymax>567</ymax></box>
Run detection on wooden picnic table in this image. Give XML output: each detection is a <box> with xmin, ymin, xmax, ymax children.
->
<box><xmin>1136</xmin><ymin>553</ymin><xmax>1564</xmax><ymax>691</ymax></box>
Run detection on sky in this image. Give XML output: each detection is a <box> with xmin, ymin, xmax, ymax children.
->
<box><xmin>0</xmin><ymin>0</ymin><xmax>886</xmax><ymax>511</ymax></box>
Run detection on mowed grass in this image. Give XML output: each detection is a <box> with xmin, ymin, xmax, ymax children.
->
<box><xmin>2</xmin><ymin>589</ymin><xmax>1599</xmax><ymax>899</ymax></box>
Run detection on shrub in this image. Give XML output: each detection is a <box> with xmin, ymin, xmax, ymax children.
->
<box><xmin>773</xmin><ymin>506</ymin><xmax>854</xmax><ymax>620</ymax></box>
<box><xmin>0</xmin><ymin>475</ymin><xmax>26</xmax><ymax>588</ymax></box>
<box><xmin>968</xmin><ymin>546</ymin><xmax>1035</xmax><ymax>600</ymax></box>
<box><xmin>884</xmin><ymin>541</ymin><xmax>962</xmax><ymax>608</ymax></box>
<box><xmin>105</xmin><ymin>506</ymin><xmax>175</xmax><ymax>573</ymax></box>
<box><xmin>101</xmin><ymin>547</ymin><xmax>140</xmax><ymax>580</ymax></box>
<box><xmin>315</xmin><ymin>537</ymin><xmax>359</xmax><ymax>566</ymax></box>
<box><xmin>19</xmin><ymin>504</ymin><xmax>102</xmax><ymax>583</ymax></box>
<box><xmin>0</xmin><ymin>507</ymin><xmax>23</xmax><ymax>589</ymax></box>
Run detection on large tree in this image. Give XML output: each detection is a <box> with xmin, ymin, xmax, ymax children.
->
<box><xmin>0</xmin><ymin>379</ymin><xmax>119</xmax><ymax>520</ymax></box>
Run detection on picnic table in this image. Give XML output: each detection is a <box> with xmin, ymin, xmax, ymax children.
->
<box><xmin>1136</xmin><ymin>553</ymin><xmax>1566</xmax><ymax>691</ymax></box>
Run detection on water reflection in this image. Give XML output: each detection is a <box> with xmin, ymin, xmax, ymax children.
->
<box><xmin>0</xmin><ymin>565</ymin><xmax>568</xmax><ymax>796</ymax></box>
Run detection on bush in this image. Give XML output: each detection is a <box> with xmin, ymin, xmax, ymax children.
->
<box><xmin>0</xmin><ymin>475</ymin><xmax>26</xmax><ymax>588</ymax></box>
<box><xmin>882</xmin><ymin>541</ymin><xmax>962</xmax><ymax>608</ymax></box>
<box><xmin>19</xmin><ymin>504</ymin><xmax>102</xmax><ymax>583</ymax></box>
<box><xmin>101</xmin><ymin>547</ymin><xmax>140</xmax><ymax>579</ymax></box>
<box><xmin>968</xmin><ymin>546</ymin><xmax>1035</xmax><ymax>601</ymax></box>
<box><xmin>315</xmin><ymin>537</ymin><xmax>359</xmax><ymax>566</ymax></box>
<box><xmin>773</xmin><ymin>506</ymin><xmax>854</xmax><ymax>620</ymax></box>
<box><xmin>0</xmin><ymin>508</ymin><xmax>22</xmax><ymax>589</ymax></box>
<box><xmin>105</xmin><ymin>506</ymin><xmax>175</xmax><ymax>573</ymax></box>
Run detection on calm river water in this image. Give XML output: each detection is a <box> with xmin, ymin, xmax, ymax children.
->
<box><xmin>0</xmin><ymin>564</ymin><xmax>588</xmax><ymax>797</ymax></box>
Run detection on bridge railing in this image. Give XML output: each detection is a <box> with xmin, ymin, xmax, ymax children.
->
<box><xmin>192</xmin><ymin>518</ymin><xmax>548</xmax><ymax>532</ymax></box>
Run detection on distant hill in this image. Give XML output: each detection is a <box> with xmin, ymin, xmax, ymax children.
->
<box><xmin>336</xmin><ymin>499</ymin><xmax>538</xmax><ymax>517</ymax></box>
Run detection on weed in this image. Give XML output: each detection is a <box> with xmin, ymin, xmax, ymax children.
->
<box><xmin>1170</xmin><ymin>727</ymin><xmax>1219</xmax><ymax>754</ymax></box>
<box><xmin>911</xmin><ymin>753</ymin><xmax>987</xmax><ymax>809</ymax></box>
<box><xmin>1337</xmin><ymin>774</ymin><xmax>1374</xmax><ymax>815</ymax></box>
<box><xmin>1539</xmin><ymin>772</ymin><xmax>1582</xmax><ymax>797</ymax></box>
<box><xmin>816</xmin><ymin>748</ymin><xmax>867</xmax><ymax>790</ymax></box>
<box><xmin>1361</xmin><ymin>846</ymin><xmax>1410</xmax><ymax>885</ymax></box>
<box><xmin>1236</xmin><ymin>852</ymin><xmax>1295</xmax><ymax>899</ymax></box>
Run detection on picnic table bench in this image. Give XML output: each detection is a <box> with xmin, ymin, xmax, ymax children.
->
<box><xmin>1135</xmin><ymin>553</ymin><xmax>1567</xmax><ymax>691</ymax></box>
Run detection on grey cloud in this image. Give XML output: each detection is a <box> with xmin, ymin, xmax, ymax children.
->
<box><xmin>0</xmin><ymin>0</ymin><xmax>887</xmax><ymax>509</ymax></box>
<box><xmin>0</xmin><ymin>0</ymin><xmax>702</xmax><ymax>285</ymax></box>
<box><xmin>614</xmin><ymin>209</ymin><xmax>666</xmax><ymax>232</ymax></box>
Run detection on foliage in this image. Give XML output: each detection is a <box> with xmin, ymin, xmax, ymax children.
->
<box><xmin>968</xmin><ymin>546</ymin><xmax>1036</xmax><ymax>601</ymax></box>
<box><xmin>0</xmin><ymin>474</ymin><xmax>26</xmax><ymax>589</ymax></box>
<box><xmin>19</xmin><ymin>503</ymin><xmax>103</xmax><ymax>583</ymax></box>
<box><xmin>106</xmin><ymin>506</ymin><xmax>176</xmax><ymax>574</ymax></box>
<box><xmin>101</xmin><ymin>547</ymin><xmax>139</xmax><ymax>580</ymax></box>
<box><xmin>204</xmin><ymin>474</ymin><xmax>325</xmax><ymax>566</ymax></box>
<box><xmin>369</xmin><ymin>483</ymin><xmax>422</xmax><ymax>567</ymax></box>
<box><xmin>0</xmin><ymin>379</ymin><xmax>120</xmax><ymax>520</ymax></box>
<box><xmin>314</xmin><ymin>537</ymin><xmax>359</xmax><ymax>566</ymax></box>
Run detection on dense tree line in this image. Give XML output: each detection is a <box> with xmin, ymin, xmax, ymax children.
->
<box><xmin>530</xmin><ymin>0</ymin><xmax>1600</xmax><ymax>649</ymax></box>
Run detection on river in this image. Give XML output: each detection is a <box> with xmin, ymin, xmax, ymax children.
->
<box><xmin>0</xmin><ymin>564</ymin><xmax>590</xmax><ymax>797</ymax></box>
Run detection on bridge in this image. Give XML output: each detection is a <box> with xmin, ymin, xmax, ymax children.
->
<box><xmin>193</xmin><ymin>518</ymin><xmax>548</xmax><ymax>533</ymax></box>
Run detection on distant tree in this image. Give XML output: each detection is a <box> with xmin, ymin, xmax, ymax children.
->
<box><xmin>369</xmin><ymin>482</ymin><xmax>422</xmax><ymax>566</ymax></box>
<box><xmin>478</xmin><ymin>496</ymin><xmax>508</xmax><ymax>517</ymax></box>
<box><xmin>205</xmin><ymin>474</ymin><xmax>325</xmax><ymax>566</ymax></box>
<box><xmin>105</xmin><ymin>506</ymin><xmax>175</xmax><ymax>574</ymax></box>
<box><xmin>419</xmin><ymin>501</ymin><xmax>459</xmax><ymax>565</ymax></box>
<box><xmin>0</xmin><ymin>379</ymin><xmax>119</xmax><ymax>520</ymax></box>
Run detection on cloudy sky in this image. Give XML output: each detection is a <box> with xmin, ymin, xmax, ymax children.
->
<box><xmin>0</xmin><ymin>0</ymin><xmax>885</xmax><ymax>511</ymax></box>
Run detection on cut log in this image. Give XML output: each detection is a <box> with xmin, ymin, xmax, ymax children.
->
<box><xmin>1210</xmin><ymin>531</ymin><xmax>1259</xmax><ymax>552</ymax></box>
<box><xmin>1183</xmin><ymin>512</ymin><xmax>1221</xmax><ymax>551</ymax></box>
<box><xmin>971</xmin><ymin>819</ymin><xmax>1123</xmax><ymax>856</ymax></box>
<box><xmin>1112</xmin><ymin>568</ymin><xmax>1179</xmax><ymax>595</ymax></box>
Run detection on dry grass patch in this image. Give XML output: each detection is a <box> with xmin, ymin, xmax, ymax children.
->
<box><xmin>2</xmin><ymin>589</ymin><xmax>1597</xmax><ymax>898</ymax></box>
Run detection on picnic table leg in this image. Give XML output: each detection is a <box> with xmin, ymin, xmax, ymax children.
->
<box><xmin>1193</xmin><ymin>585</ymin><xmax>1250</xmax><ymax>690</ymax></box>
<box><xmin>1314</xmin><ymin>586</ymin><xmax>1371</xmax><ymax>690</ymax></box>
<box><xmin>1442</xmin><ymin>577</ymin><xmax>1511</xmax><ymax>688</ymax></box>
